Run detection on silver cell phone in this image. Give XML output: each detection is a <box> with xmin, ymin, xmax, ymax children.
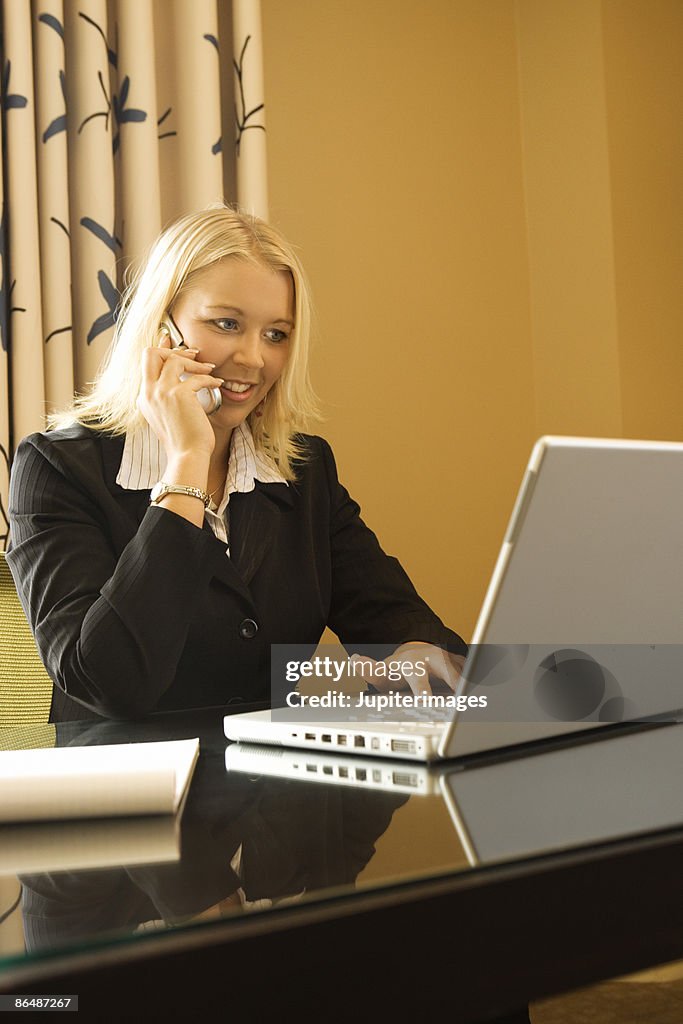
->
<box><xmin>158</xmin><ymin>316</ymin><xmax>222</xmax><ymax>415</ymax></box>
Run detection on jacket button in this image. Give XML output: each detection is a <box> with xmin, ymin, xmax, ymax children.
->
<box><xmin>239</xmin><ymin>618</ymin><xmax>258</xmax><ymax>640</ymax></box>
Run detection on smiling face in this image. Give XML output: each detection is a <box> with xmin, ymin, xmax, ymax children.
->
<box><xmin>171</xmin><ymin>257</ymin><xmax>294</xmax><ymax>453</ymax></box>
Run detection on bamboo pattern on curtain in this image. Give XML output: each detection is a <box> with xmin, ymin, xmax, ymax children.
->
<box><xmin>0</xmin><ymin>0</ymin><xmax>268</xmax><ymax>550</ymax></box>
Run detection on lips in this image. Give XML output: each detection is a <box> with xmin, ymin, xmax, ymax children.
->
<box><xmin>223</xmin><ymin>380</ymin><xmax>257</xmax><ymax>393</ymax></box>
<box><xmin>220</xmin><ymin>381</ymin><xmax>259</xmax><ymax>403</ymax></box>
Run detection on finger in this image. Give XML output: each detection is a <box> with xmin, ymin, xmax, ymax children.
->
<box><xmin>349</xmin><ymin>653</ymin><xmax>433</xmax><ymax>696</ymax></box>
<box><xmin>156</xmin><ymin>350</ymin><xmax>206</xmax><ymax>367</ymax></box>
<box><xmin>175</xmin><ymin>358</ymin><xmax>216</xmax><ymax>373</ymax></box>
<box><xmin>142</xmin><ymin>345</ymin><xmax>199</xmax><ymax>373</ymax></box>
<box><xmin>179</xmin><ymin>373</ymin><xmax>224</xmax><ymax>392</ymax></box>
<box><xmin>390</xmin><ymin>645</ymin><xmax>436</xmax><ymax>695</ymax></box>
<box><xmin>348</xmin><ymin>654</ymin><xmax>392</xmax><ymax>692</ymax></box>
<box><xmin>422</xmin><ymin>649</ymin><xmax>464</xmax><ymax>692</ymax></box>
<box><xmin>403</xmin><ymin>666</ymin><xmax>433</xmax><ymax>698</ymax></box>
<box><xmin>149</xmin><ymin>345</ymin><xmax>200</xmax><ymax>365</ymax></box>
<box><xmin>391</xmin><ymin>644</ymin><xmax>449</xmax><ymax>695</ymax></box>
<box><xmin>156</xmin><ymin>354</ymin><xmax>216</xmax><ymax>381</ymax></box>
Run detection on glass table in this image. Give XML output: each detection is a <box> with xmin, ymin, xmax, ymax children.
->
<box><xmin>1</xmin><ymin>707</ymin><xmax>682</xmax><ymax>1021</ymax></box>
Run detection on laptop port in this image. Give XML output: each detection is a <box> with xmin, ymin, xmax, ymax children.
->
<box><xmin>355</xmin><ymin>769</ymin><xmax>367</xmax><ymax>781</ymax></box>
<box><xmin>337</xmin><ymin>735</ymin><xmax>347</xmax><ymax>746</ymax></box>
<box><xmin>338</xmin><ymin>767</ymin><xmax>349</xmax><ymax>778</ymax></box>
<box><xmin>391</xmin><ymin>739</ymin><xmax>417</xmax><ymax>754</ymax></box>
<box><xmin>305</xmin><ymin>733</ymin><xmax>315</xmax><ymax>741</ymax></box>
<box><xmin>323</xmin><ymin>766</ymin><xmax>333</xmax><ymax>775</ymax></box>
<box><xmin>306</xmin><ymin>764</ymin><xmax>317</xmax><ymax>772</ymax></box>
<box><xmin>392</xmin><ymin>771</ymin><xmax>419</xmax><ymax>788</ymax></box>
<box><xmin>322</xmin><ymin>734</ymin><xmax>331</xmax><ymax>743</ymax></box>
<box><xmin>354</xmin><ymin>735</ymin><xmax>366</xmax><ymax>748</ymax></box>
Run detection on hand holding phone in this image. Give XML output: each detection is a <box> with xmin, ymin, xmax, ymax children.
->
<box><xmin>158</xmin><ymin>317</ymin><xmax>222</xmax><ymax>415</ymax></box>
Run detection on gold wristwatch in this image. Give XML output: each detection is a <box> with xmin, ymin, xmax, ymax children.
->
<box><xmin>150</xmin><ymin>482</ymin><xmax>211</xmax><ymax>508</ymax></box>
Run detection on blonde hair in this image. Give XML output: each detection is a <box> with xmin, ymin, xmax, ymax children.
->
<box><xmin>51</xmin><ymin>205</ymin><xmax>320</xmax><ymax>479</ymax></box>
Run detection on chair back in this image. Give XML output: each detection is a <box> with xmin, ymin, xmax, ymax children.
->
<box><xmin>0</xmin><ymin>552</ymin><xmax>52</xmax><ymax>724</ymax></box>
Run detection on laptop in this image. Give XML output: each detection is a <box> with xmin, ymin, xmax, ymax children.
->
<box><xmin>224</xmin><ymin>436</ymin><xmax>683</xmax><ymax>762</ymax></box>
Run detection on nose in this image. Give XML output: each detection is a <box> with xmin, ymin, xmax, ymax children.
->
<box><xmin>233</xmin><ymin>330</ymin><xmax>265</xmax><ymax>370</ymax></box>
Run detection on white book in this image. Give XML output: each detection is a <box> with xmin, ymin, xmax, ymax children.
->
<box><xmin>0</xmin><ymin>814</ymin><xmax>181</xmax><ymax>875</ymax></box>
<box><xmin>0</xmin><ymin>738</ymin><xmax>200</xmax><ymax>823</ymax></box>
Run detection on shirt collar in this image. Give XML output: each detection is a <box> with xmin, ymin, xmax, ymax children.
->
<box><xmin>116</xmin><ymin>419</ymin><xmax>287</xmax><ymax>509</ymax></box>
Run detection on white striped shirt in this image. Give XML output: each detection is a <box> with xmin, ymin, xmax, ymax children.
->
<box><xmin>116</xmin><ymin>420</ymin><xmax>287</xmax><ymax>548</ymax></box>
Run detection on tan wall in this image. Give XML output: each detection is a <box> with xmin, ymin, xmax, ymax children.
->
<box><xmin>261</xmin><ymin>0</ymin><xmax>683</xmax><ymax>640</ymax></box>
<box><xmin>516</xmin><ymin>0</ymin><xmax>622</xmax><ymax>438</ymax></box>
<box><xmin>262</xmin><ymin>0</ymin><xmax>535</xmax><ymax>640</ymax></box>
<box><xmin>602</xmin><ymin>0</ymin><xmax>683</xmax><ymax>441</ymax></box>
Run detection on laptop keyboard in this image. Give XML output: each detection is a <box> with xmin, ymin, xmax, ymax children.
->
<box><xmin>346</xmin><ymin>703</ymin><xmax>455</xmax><ymax>730</ymax></box>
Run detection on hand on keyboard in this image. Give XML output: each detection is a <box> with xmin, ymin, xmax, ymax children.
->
<box><xmin>349</xmin><ymin>643</ymin><xmax>465</xmax><ymax>697</ymax></box>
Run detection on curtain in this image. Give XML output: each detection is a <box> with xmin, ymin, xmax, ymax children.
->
<box><xmin>0</xmin><ymin>0</ymin><xmax>268</xmax><ymax>550</ymax></box>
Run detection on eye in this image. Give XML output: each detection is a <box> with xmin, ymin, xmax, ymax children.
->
<box><xmin>214</xmin><ymin>318</ymin><xmax>239</xmax><ymax>332</ymax></box>
<box><xmin>265</xmin><ymin>328</ymin><xmax>289</xmax><ymax>343</ymax></box>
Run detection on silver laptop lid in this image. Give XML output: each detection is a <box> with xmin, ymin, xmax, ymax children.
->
<box><xmin>473</xmin><ymin>436</ymin><xmax>683</xmax><ymax>644</ymax></box>
<box><xmin>441</xmin><ymin>436</ymin><xmax>683</xmax><ymax>757</ymax></box>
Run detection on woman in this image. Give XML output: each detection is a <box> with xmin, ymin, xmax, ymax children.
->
<box><xmin>8</xmin><ymin>205</ymin><xmax>466</xmax><ymax>722</ymax></box>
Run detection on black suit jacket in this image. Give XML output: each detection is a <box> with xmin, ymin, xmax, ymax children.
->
<box><xmin>7</xmin><ymin>426</ymin><xmax>465</xmax><ymax>722</ymax></box>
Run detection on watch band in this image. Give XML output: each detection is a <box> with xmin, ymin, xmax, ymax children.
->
<box><xmin>150</xmin><ymin>482</ymin><xmax>211</xmax><ymax>508</ymax></box>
